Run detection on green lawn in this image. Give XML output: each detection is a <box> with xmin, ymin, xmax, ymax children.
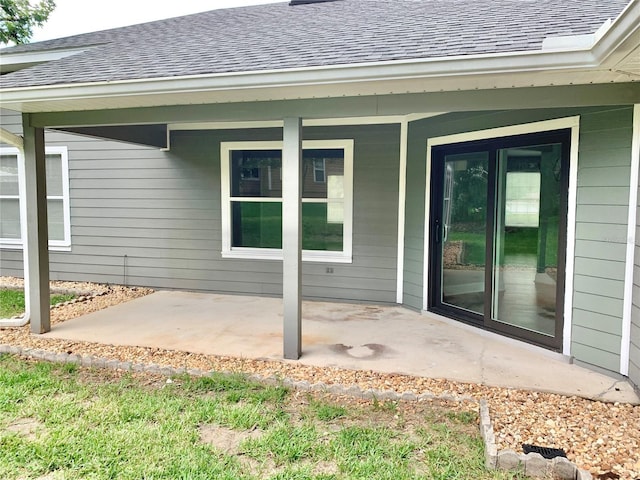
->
<box><xmin>0</xmin><ymin>355</ymin><xmax>524</xmax><ymax>480</ymax></box>
<box><xmin>0</xmin><ymin>290</ymin><xmax>75</xmax><ymax>318</ymax></box>
<box><xmin>234</xmin><ymin>202</ymin><xmax>343</xmax><ymax>251</ymax></box>
<box><xmin>448</xmin><ymin>225</ymin><xmax>558</xmax><ymax>267</ymax></box>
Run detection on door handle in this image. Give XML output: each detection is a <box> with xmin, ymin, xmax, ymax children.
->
<box><xmin>435</xmin><ymin>219</ymin><xmax>441</xmax><ymax>244</ymax></box>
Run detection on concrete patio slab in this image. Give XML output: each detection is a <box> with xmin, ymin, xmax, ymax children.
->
<box><xmin>44</xmin><ymin>290</ymin><xmax>639</xmax><ymax>403</ymax></box>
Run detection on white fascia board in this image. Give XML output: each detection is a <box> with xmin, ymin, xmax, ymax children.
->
<box><xmin>592</xmin><ymin>0</ymin><xmax>640</xmax><ymax>66</ymax></box>
<box><xmin>0</xmin><ymin>48</ymin><xmax>602</xmax><ymax>106</ymax></box>
<box><xmin>0</xmin><ymin>46</ymin><xmax>89</xmax><ymax>73</ymax></box>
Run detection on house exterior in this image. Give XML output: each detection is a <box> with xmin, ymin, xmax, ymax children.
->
<box><xmin>0</xmin><ymin>0</ymin><xmax>639</xmax><ymax>386</ymax></box>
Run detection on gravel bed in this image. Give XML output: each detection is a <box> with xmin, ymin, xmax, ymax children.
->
<box><xmin>1</xmin><ymin>278</ymin><xmax>639</xmax><ymax>479</ymax></box>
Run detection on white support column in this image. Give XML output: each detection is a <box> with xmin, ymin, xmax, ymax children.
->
<box><xmin>282</xmin><ymin>117</ymin><xmax>302</xmax><ymax>360</ymax></box>
<box><xmin>22</xmin><ymin>114</ymin><xmax>50</xmax><ymax>334</ymax></box>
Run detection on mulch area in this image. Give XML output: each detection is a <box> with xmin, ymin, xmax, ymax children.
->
<box><xmin>1</xmin><ymin>277</ymin><xmax>639</xmax><ymax>479</ymax></box>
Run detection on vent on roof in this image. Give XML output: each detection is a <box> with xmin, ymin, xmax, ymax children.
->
<box><xmin>289</xmin><ymin>0</ymin><xmax>342</xmax><ymax>5</ymax></box>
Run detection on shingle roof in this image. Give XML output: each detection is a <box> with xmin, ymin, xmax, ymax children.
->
<box><xmin>0</xmin><ymin>0</ymin><xmax>629</xmax><ymax>89</ymax></box>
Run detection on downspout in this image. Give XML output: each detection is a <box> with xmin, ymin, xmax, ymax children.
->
<box><xmin>0</xmin><ymin>129</ymin><xmax>30</xmax><ymax>327</ymax></box>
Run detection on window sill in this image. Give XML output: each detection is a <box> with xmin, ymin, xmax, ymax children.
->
<box><xmin>0</xmin><ymin>243</ymin><xmax>72</xmax><ymax>252</ymax></box>
<box><xmin>222</xmin><ymin>248</ymin><xmax>352</xmax><ymax>264</ymax></box>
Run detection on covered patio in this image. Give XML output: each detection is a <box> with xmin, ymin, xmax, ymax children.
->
<box><xmin>1</xmin><ymin>0</ymin><xmax>639</xmax><ymax>394</ymax></box>
<box><xmin>41</xmin><ymin>290</ymin><xmax>639</xmax><ymax>403</ymax></box>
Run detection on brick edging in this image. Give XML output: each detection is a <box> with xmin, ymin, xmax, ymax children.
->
<box><xmin>479</xmin><ymin>400</ymin><xmax>593</xmax><ymax>480</ymax></box>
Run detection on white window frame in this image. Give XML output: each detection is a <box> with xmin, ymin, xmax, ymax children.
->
<box><xmin>221</xmin><ymin>139</ymin><xmax>353</xmax><ymax>263</ymax></box>
<box><xmin>0</xmin><ymin>146</ymin><xmax>71</xmax><ymax>251</ymax></box>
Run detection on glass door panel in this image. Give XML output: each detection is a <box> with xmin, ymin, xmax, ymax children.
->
<box><xmin>491</xmin><ymin>143</ymin><xmax>562</xmax><ymax>336</ymax></box>
<box><xmin>440</xmin><ymin>152</ymin><xmax>489</xmax><ymax>315</ymax></box>
<box><xmin>430</xmin><ymin>129</ymin><xmax>569</xmax><ymax>350</ymax></box>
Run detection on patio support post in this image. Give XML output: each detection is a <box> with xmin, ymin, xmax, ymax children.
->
<box><xmin>282</xmin><ymin>117</ymin><xmax>303</xmax><ymax>359</ymax></box>
<box><xmin>22</xmin><ymin>114</ymin><xmax>51</xmax><ymax>334</ymax></box>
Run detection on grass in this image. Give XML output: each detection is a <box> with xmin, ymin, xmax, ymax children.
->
<box><xmin>0</xmin><ymin>289</ymin><xmax>76</xmax><ymax>318</ymax></box>
<box><xmin>448</xmin><ymin>224</ymin><xmax>558</xmax><ymax>267</ymax></box>
<box><xmin>0</xmin><ymin>355</ymin><xmax>525</xmax><ymax>480</ymax></box>
<box><xmin>234</xmin><ymin>202</ymin><xmax>343</xmax><ymax>251</ymax></box>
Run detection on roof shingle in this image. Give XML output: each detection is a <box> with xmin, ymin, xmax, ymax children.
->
<box><xmin>0</xmin><ymin>0</ymin><xmax>629</xmax><ymax>89</ymax></box>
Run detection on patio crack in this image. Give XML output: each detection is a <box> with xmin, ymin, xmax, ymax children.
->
<box><xmin>593</xmin><ymin>379</ymin><xmax>627</xmax><ymax>401</ymax></box>
<box><xmin>479</xmin><ymin>340</ymin><xmax>487</xmax><ymax>385</ymax></box>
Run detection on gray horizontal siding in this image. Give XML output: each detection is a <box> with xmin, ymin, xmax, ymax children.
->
<box><xmin>0</xmin><ymin>249</ymin><xmax>23</xmax><ymax>277</ymax></box>
<box><xmin>631</xmin><ymin>117</ymin><xmax>640</xmax><ymax>387</ymax></box>
<box><xmin>0</xmin><ymin>116</ymin><xmax>400</xmax><ymax>304</ymax></box>
<box><xmin>403</xmin><ymin>106</ymin><xmax>634</xmax><ymax>375</ymax></box>
<box><xmin>571</xmin><ymin>342</ymin><xmax>620</xmax><ymax>373</ymax></box>
<box><xmin>630</xmin><ymin>310</ymin><xmax>640</xmax><ymax>387</ymax></box>
<box><xmin>573</xmin><ymin>275</ymin><xmax>624</xmax><ymax>300</ymax></box>
<box><xmin>571</xmin><ymin>107</ymin><xmax>633</xmax><ymax>372</ymax></box>
<box><xmin>0</xmin><ymin>108</ymin><xmax>22</xmax><ymax>136</ymax></box>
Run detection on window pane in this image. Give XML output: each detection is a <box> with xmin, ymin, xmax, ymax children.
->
<box><xmin>232</xmin><ymin>201</ymin><xmax>282</xmax><ymax>248</ymax></box>
<box><xmin>0</xmin><ymin>155</ymin><xmax>19</xmax><ymax>196</ymax></box>
<box><xmin>441</xmin><ymin>151</ymin><xmax>489</xmax><ymax>315</ymax></box>
<box><xmin>302</xmin><ymin>202</ymin><xmax>343</xmax><ymax>251</ymax></box>
<box><xmin>492</xmin><ymin>143</ymin><xmax>562</xmax><ymax>337</ymax></box>
<box><xmin>302</xmin><ymin>149</ymin><xmax>344</xmax><ymax>198</ymax></box>
<box><xmin>47</xmin><ymin>199</ymin><xmax>65</xmax><ymax>241</ymax></box>
<box><xmin>231</xmin><ymin>150</ymin><xmax>281</xmax><ymax>198</ymax></box>
<box><xmin>45</xmin><ymin>154</ymin><xmax>63</xmax><ymax>196</ymax></box>
<box><xmin>0</xmin><ymin>198</ymin><xmax>21</xmax><ymax>239</ymax></box>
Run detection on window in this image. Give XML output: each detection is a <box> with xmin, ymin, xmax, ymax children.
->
<box><xmin>313</xmin><ymin>158</ymin><xmax>326</xmax><ymax>183</ymax></box>
<box><xmin>221</xmin><ymin>140</ymin><xmax>353</xmax><ymax>263</ymax></box>
<box><xmin>0</xmin><ymin>146</ymin><xmax>71</xmax><ymax>249</ymax></box>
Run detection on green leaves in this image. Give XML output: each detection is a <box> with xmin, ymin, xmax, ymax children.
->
<box><xmin>0</xmin><ymin>0</ymin><xmax>56</xmax><ymax>45</ymax></box>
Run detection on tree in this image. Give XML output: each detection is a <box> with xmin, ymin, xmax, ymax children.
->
<box><xmin>0</xmin><ymin>0</ymin><xmax>55</xmax><ymax>45</ymax></box>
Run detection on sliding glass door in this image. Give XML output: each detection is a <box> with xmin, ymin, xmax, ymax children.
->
<box><xmin>429</xmin><ymin>129</ymin><xmax>569</xmax><ymax>349</ymax></box>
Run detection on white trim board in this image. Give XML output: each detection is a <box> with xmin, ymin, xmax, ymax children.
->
<box><xmin>422</xmin><ymin>116</ymin><xmax>580</xmax><ymax>357</ymax></box>
<box><xmin>621</xmin><ymin>103</ymin><xmax>640</xmax><ymax>376</ymax></box>
<box><xmin>396</xmin><ymin>120</ymin><xmax>408</xmax><ymax>303</ymax></box>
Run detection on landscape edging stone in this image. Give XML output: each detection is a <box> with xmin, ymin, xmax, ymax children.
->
<box><xmin>0</xmin><ymin>344</ymin><xmax>597</xmax><ymax>479</ymax></box>
<box><xmin>479</xmin><ymin>399</ymin><xmax>593</xmax><ymax>479</ymax></box>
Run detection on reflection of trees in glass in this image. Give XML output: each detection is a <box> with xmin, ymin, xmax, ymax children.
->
<box><xmin>451</xmin><ymin>160</ymin><xmax>488</xmax><ymax>227</ymax></box>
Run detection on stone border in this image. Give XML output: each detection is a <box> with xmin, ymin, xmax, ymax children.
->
<box><xmin>0</xmin><ymin>343</ymin><xmax>478</xmax><ymax>403</ymax></box>
<box><xmin>0</xmin><ymin>344</ymin><xmax>596</xmax><ymax>479</ymax></box>
<box><xmin>4</xmin><ymin>290</ymin><xmax>108</xmax><ymax>320</ymax></box>
<box><xmin>480</xmin><ymin>400</ymin><xmax>593</xmax><ymax>480</ymax></box>
<box><xmin>50</xmin><ymin>290</ymin><xmax>108</xmax><ymax>309</ymax></box>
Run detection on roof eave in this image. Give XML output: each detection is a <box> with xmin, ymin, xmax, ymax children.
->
<box><xmin>1</xmin><ymin>0</ymin><xmax>638</xmax><ymax>113</ymax></box>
